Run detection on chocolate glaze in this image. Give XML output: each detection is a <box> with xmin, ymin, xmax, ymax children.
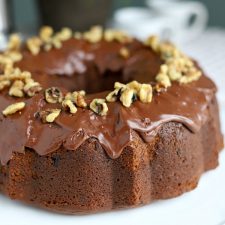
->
<box><xmin>0</xmin><ymin>38</ymin><xmax>216</xmax><ymax>165</ymax></box>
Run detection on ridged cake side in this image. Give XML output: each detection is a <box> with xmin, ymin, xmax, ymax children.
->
<box><xmin>0</xmin><ymin>95</ymin><xmax>223</xmax><ymax>214</ymax></box>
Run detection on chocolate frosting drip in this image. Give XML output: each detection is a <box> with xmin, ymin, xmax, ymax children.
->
<box><xmin>0</xmin><ymin>39</ymin><xmax>216</xmax><ymax>165</ymax></box>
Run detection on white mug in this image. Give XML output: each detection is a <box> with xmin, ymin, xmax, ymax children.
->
<box><xmin>112</xmin><ymin>0</ymin><xmax>208</xmax><ymax>43</ymax></box>
<box><xmin>146</xmin><ymin>0</ymin><xmax>208</xmax><ymax>42</ymax></box>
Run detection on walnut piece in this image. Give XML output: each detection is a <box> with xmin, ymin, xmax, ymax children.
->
<box><xmin>71</xmin><ymin>90</ymin><xmax>87</xmax><ymax>108</ymax></box>
<box><xmin>156</xmin><ymin>73</ymin><xmax>171</xmax><ymax>88</ymax></box>
<box><xmin>23</xmin><ymin>80</ymin><xmax>42</xmax><ymax>97</ymax></box>
<box><xmin>155</xmin><ymin>65</ymin><xmax>172</xmax><ymax>88</ymax></box>
<box><xmin>2</xmin><ymin>102</ymin><xmax>25</xmax><ymax>116</ymax></box>
<box><xmin>120</xmin><ymin>88</ymin><xmax>136</xmax><ymax>107</ymax></box>
<box><xmin>179</xmin><ymin>69</ymin><xmax>202</xmax><ymax>84</ymax></box>
<box><xmin>107</xmin><ymin>81</ymin><xmax>153</xmax><ymax>106</ymax></box>
<box><xmin>0</xmin><ymin>80</ymin><xmax>11</xmax><ymax>91</ymax></box>
<box><xmin>119</xmin><ymin>47</ymin><xmax>130</xmax><ymax>58</ymax></box>
<box><xmin>106</xmin><ymin>88</ymin><xmax>121</xmax><ymax>102</ymax></box>
<box><xmin>149</xmin><ymin>36</ymin><xmax>202</xmax><ymax>86</ymax></box>
<box><xmin>139</xmin><ymin>84</ymin><xmax>152</xmax><ymax>103</ymax></box>
<box><xmin>39</xmin><ymin>109</ymin><xmax>61</xmax><ymax>123</ymax></box>
<box><xmin>0</xmin><ymin>68</ymin><xmax>31</xmax><ymax>83</ymax></box>
<box><xmin>9</xmin><ymin>80</ymin><xmax>24</xmax><ymax>97</ymax></box>
<box><xmin>45</xmin><ymin>87</ymin><xmax>63</xmax><ymax>103</ymax></box>
<box><xmin>83</xmin><ymin>26</ymin><xmax>103</xmax><ymax>43</ymax></box>
<box><xmin>90</xmin><ymin>98</ymin><xmax>108</xmax><ymax>116</ymax></box>
<box><xmin>62</xmin><ymin>99</ymin><xmax>77</xmax><ymax>114</ymax></box>
<box><xmin>6</xmin><ymin>51</ymin><xmax>23</xmax><ymax>62</ymax></box>
<box><xmin>51</xmin><ymin>36</ymin><xmax>62</xmax><ymax>49</ymax></box>
<box><xmin>104</xmin><ymin>29</ymin><xmax>132</xmax><ymax>43</ymax></box>
<box><xmin>40</xmin><ymin>26</ymin><xmax>53</xmax><ymax>42</ymax></box>
<box><xmin>127</xmin><ymin>81</ymin><xmax>141</xmax><ymax>93</ymax></box>
<box><xmin>145</xmin><ymin>35</ymin><xmax>159</xmax><ymax>51</ymax></box>
<box><xmin>7</xmin><ymin>34</ymin><xmax>21</xmax><ymax>51</ymax></box>
<box><xmin>57</xmin><ymin>27</ymin><xmax>72</xmax><ymax>41</ymax></box>
<box><xmin>27</xmin><ymin>37</ymin><xmax>42</xmax><ymax>55</ymax></box>
<box><xmin>114</xmin><ymin>81</ymin><xmax>126</xmax><ymax>90</ymax></box>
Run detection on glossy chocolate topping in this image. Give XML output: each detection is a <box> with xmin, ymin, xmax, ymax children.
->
<box><xmin>0</xmin><ymin>38</ymin><xmax>216</xmax><ymax>165</ymax></box>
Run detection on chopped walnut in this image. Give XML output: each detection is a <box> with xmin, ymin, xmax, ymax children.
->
<box><xmin>62</xmin><ymin>99</ymin><xmax>77</xmax><ymax>114</ymax></box>
<box><xmin>119</xmin><ymin>47</ymin><xmax>130</xmax><ymax>58</ymax></box>
<box><xmin>83</xmin><ymin>26</ymin><xmax>103</xmax><ymax>43</ymax></box>
<box><xmin>74</xmin><ymin>32</ymin><xmax>82</xmax><ymax>39</ymax></box>
<box><xmin>39</xmin><ymin>109</ymin><xmax>61</xmax><ymax>123</ymax></box>
<box><xmin>71</xmin><ymin>90</ymin><xmax>87</xmax><ymax>108</ymax></box>
<box><xmin>139</xmin><ymin>84</ymin><xmax>152</xmax><ymax>103</ymax></box>
<box><xmin>167</xmin><ymin>66</ymin><xmax>182</xmax><ymax>81</ymax></box>
<box><xmin>0</xmin><ymin>54</ymin><xmax>13</xmax><ymax>67</ymax></box>
<box><xmin>114</xmin><ymin>81</ymin><xmax>126</xmax><ymax>90</ymax></box>
<box><xmin>120</xmin><ymin>88</ymin><xmax>136</xmax><ymax>107</ymax></box>
<box><xmin>64</xmin><ymin>92</ymin><xmax>72</xmax><ymax>100</ymax></box>
<box><xmin>154</xmin><ymin>83</ymin><xmax>167</xmax><ymax>93</ymax></box>
<box><xmin>4</xmin><ymin>63</ymin><xmax>14</xmax><ymax>75</ymax></box>
<box><xmin>51</xmin><ymin>36</ymin><xmax>62</xmax><ymax>49</ymax></box>
<box><xmin>106</xmin><ymin>88</ymin><xmax>121</xmax><ymax>102</ymax></box>
<box><xmin>23</xmin><ymin>80</ymin><xmax>42</xmax><ymax>97</ymax></box>
<box><xmin>0</xmin><ymin>80</ymin><xmax>11</xmax><ymax>91</ymax></box>
<box><xmin>20</xmin><ymin>71</ymin><xmax>32</xmax><ymax>80</ymax></box>
<box><xmin>90</xmin><ymin>98</ymin><xmax>108</xmax><ymax>116</ymax></box>
<box><xmin>9</xmin><ymin>80</ymin><xmax>24</xmax><ymax>97</ymax></box>
<box><xmin>45</xmin><ymin>87</ymin><xmax>63</xmax><ymax>103</ymax></box>
<box><xmin>179</xmin><ymin>69</ymin><xmax>202</xmax><ymax>84</ymax></box>
<box><xmin>127</xmin><ymin>81</ymin><xmax>141</xmax><ymax>93</ymax></box>
<box><xmin>6</xmin><ymin>51</ymin><xmax>23</xmax><ymax>62</ymax></box>
<box><xmin>7</xmin><ymin>34</ymin><xmax>21</xmax><ymax>51</ymax></box>
<box><xmin>107</xmin><ymin>80</ymin><xmax>153</xmax><ymax>106</ymax></box>
<box><xmin>156</xmin><ymin>73</ymin><xmax>171</xmax><ymax>88</ymax></box>
<box><xmin>155</xmin><ymin>64</ymin><xmax>172</xmax><ymax>88</ymax></box>
<box><xmin>57</xmin><ymin>27</ymin><xmax>72</xmax><ymax>41</ymax></box>
<box><xmin>145</xmin><ymin>35</ymin><xmax>159</xmax><ymax>51</ymax></box>
<box><xmin>0</xmin><ymin>69</ymin><xmax>31</xmax><ymax>83</ymax></box>
<box><xmin>27</xmin><ymin>37</ymin><xmax>42</xmax><ymax>55</ymax></box>
<box><xmin>39</xmin><ymin>26</ymin><xmax>53</xmax><ymax>42</ymax></box>
<box><xmin>159</xmin><ymin>42</ymin><xmax>179</xmax><ymax>60</ymax></box>
<box><xmin>104</xmin><ymin>29</ymin><xmax>115</xmax><ymax>42</ymax></box>
<box><xmin>104</xmin><ymin>29</ymin><xmax>132</xmax><ymax>43</ymax></box>
<box><xmin>2</xmin><ymin>102</ymin><xmax>25</xmax><ymax>116</ymax></box>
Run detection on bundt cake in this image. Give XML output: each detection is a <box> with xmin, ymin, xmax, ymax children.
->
<box><xmin>0</xmin><ymin>26</ymin><xmax>223</xmax><ymax>214</ymax></box>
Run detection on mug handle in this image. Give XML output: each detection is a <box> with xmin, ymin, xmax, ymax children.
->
<box><xmin>182</xmin><ymin>1</ymin><xmax>208</xmax><ymax>41</ymax></box>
